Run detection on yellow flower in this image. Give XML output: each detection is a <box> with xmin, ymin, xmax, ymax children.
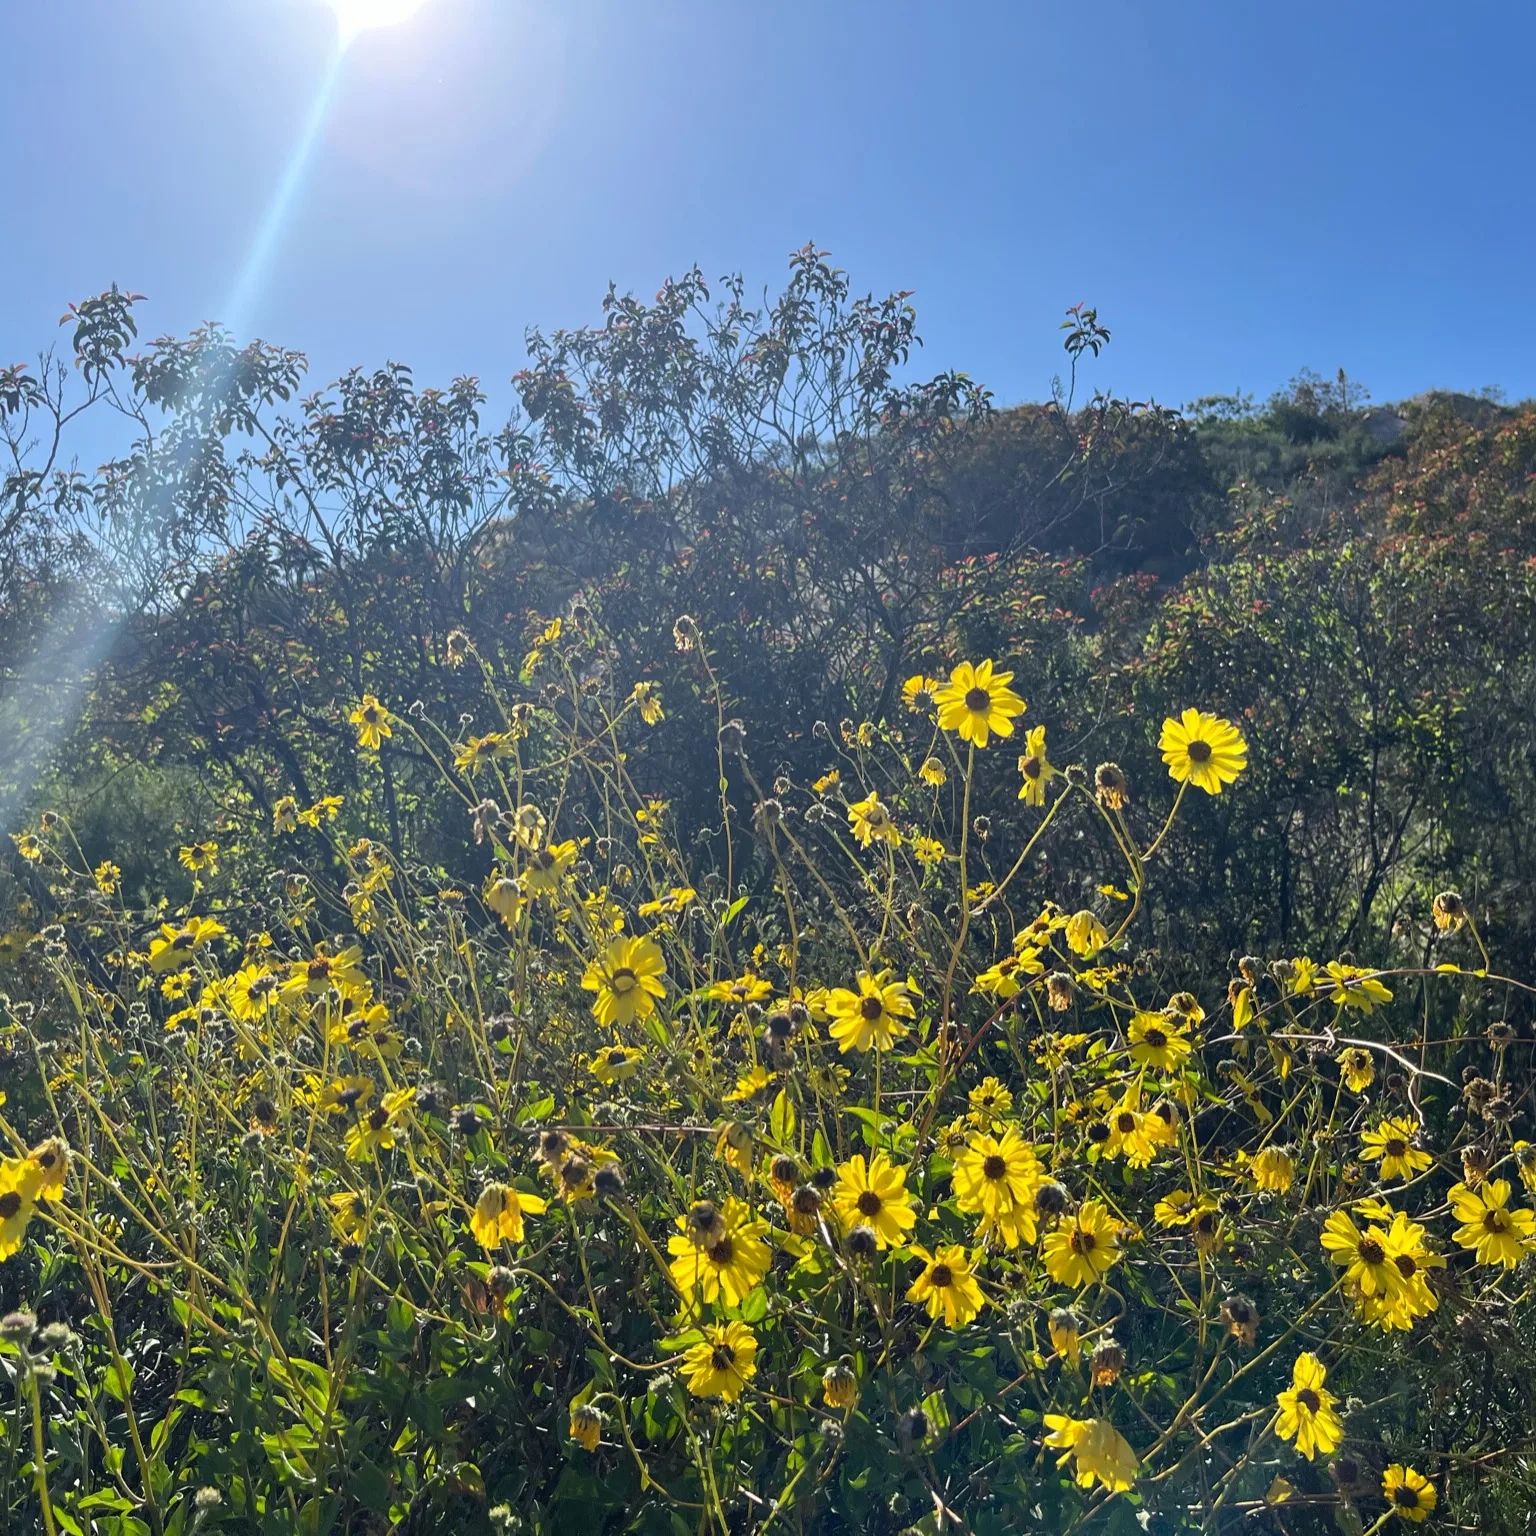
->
<box><xmin>630</xmin><ymin>681</ymin><xmax>664</xmax><ymax>724</ymax></box>
<box><xmin>1042</xmin><ymin>1200</ymin><xmax>1121</xmax><ymax>1288</ymax></box>
<box><xmin>524</xmin><ymin>838</ymin><xmax>578</xmax><ymax>894</ymax></box>
<box><xmin>177</xmin><ymin>841</ymin><xmax>220</xmax><ymax>874</ymax></box>
<box><xmin>1320</xmin><ymin>1209</ymin><xmax>1402</xmax><ymax>1299</ymax></box>
<box><xmin>1159</xmin><ymin>708</ymin><xmax>1247</xmax><ymax>794</ymax></box>
<box><xmin>279</xmin><ymin>943</ymin><xmax>368</xmax><ymax>1003</ymax></box>
<box><xmin>847</xmin><ymin>790</ymin><xmax>902</xmax><ymax>848</ymax></box>
<box><xmin>821</xmin><ymin>1361</ymin><xmax>858</xmax><ymax>1408</ymax></box>
<box><xmin>10</xmin><ymin>1138</ymin><xmax>69</xmax><ymax>1203</ymax></box>
<box><xmin>1337</xmin><ymin>1046</ymin><xmax>1375</xmax><ymax>1093</ymax></box>
<box><xmin>1382</xmin><ymin>1465</ymin><xmax>1436</xmax><ymax>1522</ymax></box>
<box><xmin>682</xmin><ymin>1321</ymin><xmax>758</xmax><ymax>1401</ymax></box>
<box><xmin>1515</xmin><ymin>1141</ymin><xmax>1536</xmax><ymax>1194</ymax></box>
<box><xmin>11</xmin><ymin>832</ymin><xmax>43</xmax><ymax>862</ymax></box>
<box><xmin>913</xmin><ymin>835</ymin><xmax>946</xmax><ymax>867</ymax></box>
<box><xmin>569</xmin><ymin>1401</ymin><xmax>603</xmax><ymax>1452</ymax></box>
<box><xmin>918</xmin><ymin>756</ymin><xmax>947</xmax><ymax>787</ymax></box>
<box><xmin>1127</xmin><ymin>1011</ymin><xmax>1192</xmax><ymax>1073</ymax></box>
<box><xmin>327</xmin><ymin>1190</ymin><xmax>370</xmax><ymax>1241</ymax></box>
<box><xmin>724</xmin><ymin>1065</ymin><xmax>775</xmax><ymax>1101</ymax></box>
<box><xmin>667</xmin><ymin>1198</ymin><xmax>770</xmax><ymax>1307</ymax></box>
<box><xmin>907</xmin><ymin>1244</ymin><xmax>984</xmax><ymax>1327</ymax></box>
<box><xmin>582</xmin><ymin>934</ymin><xmax>667</xmax><ymax>1028</ymax></box>
<box><xmin>147</xmin><ymin>916</ymin><xmax>226</xmax><ymax>974</ymax></box>
<box><xmin>1249</xmin><ymin>1146</ymin><xmax>1295</xmax><ymax>1194</ymax></box>
<box><xmin>1365</xmin><ymin>1210</ymin><xmax>1442</xmax><ymax>1331</ymax></box>
<box><xmin>1043</xmin><ymin>1415</ymin><xmax>1139</xmax><ymax>1492</ymax></box>
<box><xmin>832</xmin><ymin>1153</ymin><xmax>916</xmax><ymax>1249</ymax></box>
<box><xmin>638</xmin><ymin>885</ymin><xmax>697</xmax><ymax>918</ymax></box>
<box><xmin>350</xmin><ymin>694</ymin><xmax>392</xmax><ymax>750</ymax></box>
<box><xmin>954</xmin><ymin>1130</ymin><xmax>1040</xmax><ymax>1228</ymax></box>
<box><xmin>1320</xmin><ymin>961</ymin><xmax>1393</xmax><ymax>1013</ymax></box>
<box><xmin>591</xmin><ymin>1044</ymin><xmax>644</xmax><ymax>1084</ymax></box>
<box><xmin>0</xmin><ymin>1171</ymin><xmax>37</xmax><ymax>1262</ymax></box>
<box><xmin>1065</xmin><ymin>910</ymin><xmax>1108</xmax><ymax>958</ymax></box>
<box><xmin>455</xmin><ymin>733</ymin><xmax>510</xmax><ymax>772</ymax></box>
<box><xmin>483</xmin><ymin>871</ymin><xmax>526</xmax><ymax>929</ymax></box>
<box><xmin>705</xmin><ymin>973</ymin><xmax>774</xmax><ymax>1006</ymax></box>
<box><xmin>312</xmin><ymin>1075</ymin><xmax>374</xmax><ymax>1116</ymax></box>
<box><xmin>470</xmin><ymin>1183</ymin><xmax>548</xmax><ymax>1249</ymax></box>
<box><xmin>1360</xmin><ymin>1117</ymin><xmax>1432</xmax><ymax>1183</ymax></box>
<box><xmin>826</xmin><ymin>970</ymin><xmax>916</xmax><ymax>1053</ymax></box>
<box><xmin>344</xmin><ymin>1088</ymin><xmax>414</xmax><ymax>1161</ymax></box>
<box><xmin>1016</xmin><ymin>725</ymin><xmax>1057</xmax><ymax>806</ymax></box>
<box><xmin>935</xmin><ymin>659</ymin><xmax>1026</xmax><ymax>748</ymax></box>
<box><xmin>1047</xmin><ymin>1307</ymin><xmax>1082</xmax><ymax>1360</ymax></box>
<box><xmin>967</xmin><ymin>1077</ymin><xmax>1014</xmax><ymax>1120</ymax></box>
<box><xmin>902</xmin><ymin>674</ymin><xmax>941</xmax><ymax>714</ymax></box>
<box><xmin>1274</xmin><ymin>1352</ymin><xmax>1343</xmax><ymax>1461</ymax></box>
<box><xmin>1448</xmin><ymin>1179</ymin><xmax>1535</xmax><ymax>1268</ymax></box>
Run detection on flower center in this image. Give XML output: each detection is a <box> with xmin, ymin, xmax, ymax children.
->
<box><xmin>1393</xmin><ymin>1486</ymin><xmax>1420</xmax><ymax>1509</ymax></box>
<box><xmin>711</xmin><ymin>1344</ymin><xmax>736</xmax><ymax>1370</ymax></box>
<box><xmin>1022</xmin><ymin>757</ymin><xmax>1041</xmax><ymax>779</ymax></box>
<box><xmin>1384</xmin><ymin>1138</ymin><xmax>1408</xmax><ymax>1159</ymax></box>
<box><xmin>1143</xmin><ymin>1027</ymin><xmax>1167</xmax><ymax>1048</ymax></box>
<box><xmin>964</xmin><ymin>687</ymin><xmax>991</xmax><ymax>713</ymax></box>
<box><xmin>860</xmin><ymin>995</ymin><xmax>885</xmax><ymax>1021</ymax></box>
<box><xmin>1484</xmin><ymin>1209</ymin><xmax>1510</xmax><ymax>1233</ymax></box>
<box><xmin>856</xmin><ymin>1190</ymin><xmax>883</xmax><ymax>1217</ymax></box>
<box><xmin>1395</xmin><ymin>1253</ymin><xmax>1418</xmax><ymax>1278</ymax></box>
<box><xmin>1296</xmin><ymin>1388</ymin><xmax>1321</xmax><ymax>1414</ymax></box>
<box><xmin>707</xmin><ymin>1237</ymin><xmax>735</xmax><ymax>1266</ymax></box>
<box><xmin>929</xmin><ymin>1263</ymin><xmax>953</xmax><ymax>1288</ymax></box>
<box><xmin>983</xmin><ymin>1154</ymin><xmax>1007</xmax><ymax>1181</ymax></box>
<box><xmin>607</xmin><ymin>1049</ymin><xmax>627</xmax><ymax>1065</ymax></box>
<box><xmin>1186</xmin><ymin>739</ymin><xmax>1213</xmax><ymax>763</ymax></box>
<box><xmin>1358</xmin><ymin>1237</ymin><xmax>1386</xmax><ymax>1265</ymax></box>
<box><xmin>0</xmin><ymin>1192</ymin><xmax>22</xmax><ymax>1219</ymax></box>
<box><xmin>1116</xmin><ymin>1112</ymin><xmax>1138</xmax><ymax>1134</ymax></box>
<box><xmin>610</xmin><ymin>968</ymin><xmax>637</xmax><ymax>995</ymax></box>
<box><xmin>1069</xmin><ymin>1228</ymin><xmax>1096</xmax><ymax>1255</ymax></box>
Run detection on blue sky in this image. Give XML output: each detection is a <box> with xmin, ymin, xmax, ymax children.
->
<box><xmin>5</xmin><ymin>0</ymin><xmax>1534</xmax><ymax>425</ymax></box>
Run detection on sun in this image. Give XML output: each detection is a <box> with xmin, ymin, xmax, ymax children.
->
<box><xmin>325</xmin><ymin>0</ymin><xmax>432</xmax><ymax>44</ymax></box>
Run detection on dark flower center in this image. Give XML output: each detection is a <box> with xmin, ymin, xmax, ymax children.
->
<box><xmin>929</xmin><ymin>1263</ymin><xmax>953</xmax><ymax>1288</ymax></box>
<box><xmin>1384</xmin><ymin>1138</ymin><xmax>1408</xmax><ymax>1159</ymax></box>
<box><xmin>1143</xmin><ymin>1027</ymin><xmax>1168</xmax><ymax>1048</ymax></box>
<box><xmin>607</xmin><ymin>1049</ymin><xmax>627</xmax><ymax>1065</ymax></box>
<box><xmin>0</xmin><ymin>1192</ymin><xmax>22</xmax><ymax>1219</ymax></box>
<box><xmin>1358</xmin><ymin>1237</ymin><xmax>1386</xmax><ymax>1264</ymax></box>
<box><xmin>707</xmin><ymin>1237</ymin><xmax>735</xmax><ymax>1266</ymax></box>
<box><xmin>1116</xmin><ymin>1112</ymin><xmax>1138</xmax><ymax>1134</ymax></box>
<box><xmin>610</xmin><ymin>968</ymin><xmax>637</xmax><ymax>994</ymax></box>
<box><xmin>1187</xmin><ymin>739</ymin><xmax>1213</xmax><ymax>763</ymax></box>
<box><xmin>367</xmin><ymin>1107</ymin><xmax>389</xmax><ymax>1131</ymax></box>
<box><xmin>983</xmin><ymin>1154</ymin><xmax>1008</xmax><ymax>1181</ymax></box>
<box><xmin>1395</xmin><ymin>1253</ymin><xmax>1418</xmax><ymax>1278</ymax></box>
<box><xmin>1393</xmin><ymin>1486</ymin><xmax>1420</xmax><ymax>1509</ymax></box>
<box><xmin>860</xmin><ymin>995</ymin><xmax>885</xmax><ymax>1021</ymax></box>
<box><xmin>1484</xmin><ymin>1209</ymin><xmax>1510</xmax><ymax>1233</ymax></box>
<box><xmin>856</xmin><ymin>1190</ymin><xmax>883</xmax><ymax>1217</ymax></box>
<box><xmin>1022</xmin><ymin>757</ymin><xmax>1041</xmax><ymax>779</ymax></box>
<box><xmin>711</xmin><ymin>1344</ymin><xmax>736</xmax><ymax>1370</ymax></box>
<box><xmin>1070</xmin><ymin>1228</ymin><xmax>1096</xmax><ymax>1255</ymax></box>
<box><xmin>1296</xmin><ymin>1388</ymin><xmax>1321</xmax><ymax>1414</ymax></box>
<box><xmin>965</xmin><ymin>687</ymin><xmax>991</xmax><ymax>712</ymax></box>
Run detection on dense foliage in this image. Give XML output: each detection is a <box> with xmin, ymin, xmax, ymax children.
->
<box><xmin>2</xmin><ymin>252</ymin><xmax>1536</xmax><ymax>1534</ymax></box>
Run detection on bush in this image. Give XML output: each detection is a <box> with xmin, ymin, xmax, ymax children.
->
<box><xmin>2</xmin><ymin>625</ymin><xmax>1533</xmax><ymax>1534</ymax></box>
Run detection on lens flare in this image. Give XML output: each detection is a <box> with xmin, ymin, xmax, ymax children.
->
<box><xmin>325</xmin><ymin>0</ymin><xmax>431</xmax><ymax>45</ymax></box>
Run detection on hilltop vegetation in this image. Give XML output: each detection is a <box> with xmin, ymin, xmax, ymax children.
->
<box><xmin>1</xmin><ymin>251</ymin><xmax>1535</xmax><ymax>1534</ymax></box>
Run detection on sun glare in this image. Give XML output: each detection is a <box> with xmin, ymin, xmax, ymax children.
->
<box><xmin>325</xmin><ymin>0</ymin><xmax>431</xmax><ymax>44</ymax></box>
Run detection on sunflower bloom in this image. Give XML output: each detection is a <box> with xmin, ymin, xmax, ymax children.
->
<box><xmin>832</xmin><ymin>1153</ymin><xmax>916</xmax><ymax>1249</ymax></box>
<box><xmin>1382</xmin><ymin>1465</ymin><xmax>1436</xmax><ymax>1522</ymax></box>
<box><xmin>583</xmin><ymin>935</ymin><xmax>667</xmax><ymax>1027</ymax></box>
<box><xmin>1274</xmin><ymin>1352</ymin><xmax>1343</xmax><ymax>1460</ymax></box>
<box><xmin>826</xmin><ymin>971</ymin><xmax>916</xmax><ymax>1053</ymax></box>
<box><xmin>1042</xmin><ymin>1200</ymin><xmax>1121</xmax><ymax>1288</ymax></box>
<box><xmin>1360</xmin><ymin>1117</ymin><xmax>1432</xmax><ymax>1183</ymax></box>
<box><xmin>470</xmin><ymin>1183</ymin><xmax>548</xmax><ymax>1250</ymax></box>
<box><xmin>683</xmin><ymin>1321</ymin><xmax>758</xmax><ymax>1401</ymax></box>
<box><xmin>1127</xmin><ymin>1011</ymin><xmax>1192</xmax><ymax>1073</ymax></box>
<box><xmin>667</xmin><ymin>1197</ymin><xmax>770</xmax><ymax>1306</ymax></box>
<box><xmin>1043</xmin><ymin>1415</ymin><xmax>1139</xmax><ymax>1492</ymax></box>
<box><xmin>907</xmin><ymin>1244</ymin><xmax>984</xmax><ymax>1326</ymax></box>
<box><xmin>1159</xmin><ymin>708</ymin><xmax>1247</xmax><ymax>795</ymax></box>
<box><xmin>935</xmin><ymin>659</ymin><xmax>1026</xmax><ymax>748</ymax></box>
<box><xmin>953</xmin><ymin>1130</ymin><xmax>1040</xmax><ymax>1227</ymax></box>
<box><xmin>1320</xmin><ymin>1210</ymin><xmax>1402</xmax><ymax>1299</ymax></box>
<box><xmin>1448</xmin><ymin>1179</ymin><xmax>1535</xmax><ymax>1268</ymax></box>
<box><xmin>350</xmin><ymin>694</ymin><xmax>392</xmax><ymax>750</ymax></box>
<box><xmin>847</xmin><ymin>791</ymin><xmax>902</xmax><ymax>849</ymax></box>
